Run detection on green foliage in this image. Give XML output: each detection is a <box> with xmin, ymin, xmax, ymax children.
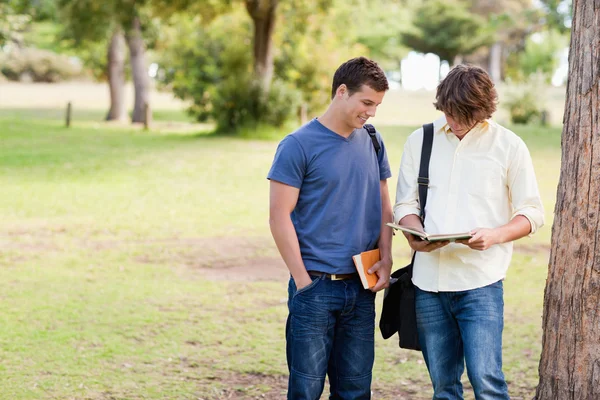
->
<box><xmin>0</xmin><ymin>2</ymin><xmax>31</xmax><ymax>47</ymax></box>
<box><xmin>539</xmin><ymin>0</ymin><xmax>572</xmax><ymax>33</ymax></box>
<box><xmin>157</xmin><ymin>9</ymin><xmax>300</xmax><ymax>132</ymax></box>
<box><xmin>350</xmin><ymin>0</ymin><xmax>416</xmax><ymax>70</ymax></box>
<box><xmin>0</xmin><ymin>47</ymin><xmax>83</xmax><ymax>82</ymax></box>
<box><xmin>157</xmin><ymin>2</ymin><xmax>368</xmax><ymax>132</ymax></box>
<box><xmin>273</xmin><ymin>0</ymin><xmax>367</xmax><ymax>116</ymax></box>
<box><xmin>402</xmin><ymin>0</ymin><xmax>494</xmax><ymax>64</ymax></box>
<box><xmin>505</xmin><ymin>29</ymin><xmax>568</xmax><ymax>83</ymax></box>
<box><xmin>7</xmin><ymin>0</ymin><xmax>58</xmax><ymax>21</ymax></box>
<box><xmin>56</xmin><ymin>0</ymin><xmax>159</xmax><ymax>80</ymax></box>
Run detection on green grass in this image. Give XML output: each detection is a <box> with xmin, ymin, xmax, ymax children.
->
<box><xmin>0</xmin><ymin>111</ymin><xmax>561</xmax><ymax>399</ymax></box>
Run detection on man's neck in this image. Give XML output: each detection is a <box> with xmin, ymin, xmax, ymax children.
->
<box><xmin>318</xmin><ymin>107</ymin><xmax>354</xmax><ymax>138</ymax></box>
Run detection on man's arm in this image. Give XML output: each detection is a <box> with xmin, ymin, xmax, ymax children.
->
<box><xmin>369</xmin><ymin>180</ymin><xmax>393</xmax><ymax>292</ymax></box>
<box><xmin>457</xmin><ymin>215</ymin><xmax>531</xmax><ymax>251</ymax></box>
<box><xmin>269</xmin><ymin>180</ymin><xmax>312</xmax><ymax>290</ymax></box>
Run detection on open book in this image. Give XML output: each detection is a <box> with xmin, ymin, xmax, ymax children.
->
<box><xmin>386</xmin><ymin>223</ymin><xmax>472</xmax><ymax>242</ymax></box>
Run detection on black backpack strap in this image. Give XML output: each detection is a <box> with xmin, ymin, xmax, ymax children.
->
<box><xmin>418</xmin><ymin>123</ymin><xmax>434</xmax><ymax>223</ymax></box>
<box><xmin>364</xmin><ymin>124</ymin><xmax>381</xmax><ymax>155</ymax></box>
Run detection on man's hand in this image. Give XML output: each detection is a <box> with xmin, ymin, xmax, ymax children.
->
<box><xmin>368</xmin><ymin>258</ymin><xmax>393</xmax><ymax>292</ymax></box>
<box><xmin>405</xmin><ymin>232</ymin><xmax>449</xmax><ymax>252</ymax></box>
<box><xmin>294</xmin><ymin>274</ymin><xmax>314</xmax><ymax>291</ymax></box>
<box><xmin>456</xmin><ymin>228</ymin><xmax>500</xmax><ymax>251</ymax></box>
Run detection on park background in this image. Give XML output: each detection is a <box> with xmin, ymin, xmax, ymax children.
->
<box><xmin>0</xmin><ymin>0</ymin><xmax>573</xmax><ymax>399</ymax></box>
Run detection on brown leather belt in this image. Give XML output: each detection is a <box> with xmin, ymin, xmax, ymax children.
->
<box><xmin>308</xmin><ymin>271</ymin><xmax>358</xmax><ymax>281</ymax></box>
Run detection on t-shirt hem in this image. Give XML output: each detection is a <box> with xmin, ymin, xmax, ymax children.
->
<box><xmin>266</xmin><ymin>174</ymin><xmax>302</xmax><ymax>189</ymax></box>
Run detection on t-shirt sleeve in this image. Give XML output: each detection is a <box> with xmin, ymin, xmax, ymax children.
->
<box><xmin>376</xmin><ymin>132</ymin><xmax>392</xmax><ymax>180</ymax></box>
<box><xmin>267</xmin><ymin>135</ymin><xmax>306</xmax><ymax>188</ymax></box>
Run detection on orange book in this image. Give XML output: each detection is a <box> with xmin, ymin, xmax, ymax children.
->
<box><xmin>352</xmin><ymin>249</ymin><xmax>380</xmax><ymax>289</ymax></box>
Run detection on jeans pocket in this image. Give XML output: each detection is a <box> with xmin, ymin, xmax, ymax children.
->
<box><xmin>292</xmin><ymin>275</ymin><xmax>321</xmax><ymax>298</ymax></box>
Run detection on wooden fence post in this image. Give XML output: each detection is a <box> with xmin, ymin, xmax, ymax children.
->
<box><xmin>144</xmin><ymin>102</ymin><xmax>151</xmax><ymax>130</ymax></box>
<box><xmin>66</xmin><ymin>102</ymin><xmax>72</xmax><ymax>128</ymax></box>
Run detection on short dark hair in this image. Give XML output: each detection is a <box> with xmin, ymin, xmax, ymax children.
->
<box><xmin>331</xmin><ymin>57</ymin><xmax>389</xmax><ymax>99</ymax></box>
<box><xmin>434</xmin><ymin>64</ymin><xmax>498</xmax><ymax>126</ymax></box>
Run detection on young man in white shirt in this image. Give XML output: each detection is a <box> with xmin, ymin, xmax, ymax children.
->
<box><xmin>393</xmin><ymin>65</ymin><xmax>544</xmax><ymax>399</ymax></box>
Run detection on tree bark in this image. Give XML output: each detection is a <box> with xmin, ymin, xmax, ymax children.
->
<box><xmin>126</xmin><ymin>15</ymin><xmax>151</xmax><ymax>124</ymax></box>
<box><xmin>106</xmin><ymin>28</ymin><xmax>127</xmax><ymax>121</ymax></box>
<box><xmin>245</xmin><ymin>0</ymin><xmax>278</xmax><ymax>92</ymax></box>
<box><xmin>535</xmin><ymin>1</ymin><xmax>600</xmax><ymax>399</ymax></box>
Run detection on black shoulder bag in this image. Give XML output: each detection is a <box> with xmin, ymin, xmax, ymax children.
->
<box><xmin>379</xmin><ymin>122</ymin><xmax>434</xmax><ymax>351</ymax></box>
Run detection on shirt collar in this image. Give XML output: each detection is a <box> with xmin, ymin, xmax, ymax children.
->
<box><xmin>435</xmin><ymin>115</ymin><xmax>491</xmax><ymax>135</ymax></box>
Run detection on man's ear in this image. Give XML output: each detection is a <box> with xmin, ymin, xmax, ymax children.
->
<box><xmin>335</xmin><ymin>84</ymin><xmax>347</xmax><ymax>98</ymax></box>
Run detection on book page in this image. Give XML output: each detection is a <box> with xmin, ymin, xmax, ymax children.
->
<box><xmin>387</xmin><ymin>223</ymin><xmax>472</xmax><ymax>242</ymax></box>
<box><xmin>386</xmin><ymin>223</ymin><xmax>427</xmax><ymax>239</ymax></box>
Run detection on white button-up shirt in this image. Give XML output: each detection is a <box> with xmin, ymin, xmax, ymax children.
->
<box><xmin>394</xmin><ymin>116</ymin><xmax>545</xmax><ymax>292</ymax></box>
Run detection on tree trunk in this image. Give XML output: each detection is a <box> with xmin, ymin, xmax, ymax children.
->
<box><xmin>245</xmin><ymin>0</ymin><xmax>278</xmax><ymax>92</ymax></box>
<box><xmin>126</xmin><ymin>16</ymin><xmax>150</xmax><ymax>124</ymax></box>
<box><xmin>535</xmin><ymin>1</ymin><xmax>600</xmax><ymax>399</ymax></box>
<box><xmin>488</xmin><ymin>42</ymin><xmax>502</xmax><ymax>83</ymax></box>
<box><xmin>106</xmin><ymin>28</ymin><xmax>126</xmax><ymax>121</ymax></box>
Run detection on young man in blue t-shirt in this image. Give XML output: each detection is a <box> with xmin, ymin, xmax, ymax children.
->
<box><xmin>268</xmin><ymin>57</ymin><xmax>394</xmax><ymax>399</ymax></box>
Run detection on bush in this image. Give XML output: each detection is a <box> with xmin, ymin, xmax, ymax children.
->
<box><xmin>504</xmin><ymin>92</ymin><xmax>541</xmax><ymax>124</ymax></box>
<box><xmin>0</xmin><ymin>47</ymin><xmax>82</xmax><ymax>82</ymax></box>
<box><xmin>503</xmin><ymin>74</ymin><xmax>547</xmax><ymax>125</ymax></box>
<box><xmin>207</xmin><ymin>77</ymin><xmax>301</xmax><ymax>133</ymax></box>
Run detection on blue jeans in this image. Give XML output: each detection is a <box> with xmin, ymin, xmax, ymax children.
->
<box><xmin>286</xmin><ymin>274</ymin><xmax>376</xmax><ymax>400</ymax></box>
<box><xmin>415</xmin><ymin>280</ymin><xmax>509</xmax><ymax>400</ymax></box>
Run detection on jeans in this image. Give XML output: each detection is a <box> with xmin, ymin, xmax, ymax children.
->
<box><xmin>286</xmin><ymin>273</ymin><xmax>376</xmax><ymax>400</ymax></box>
<box><xmin>415</xmin><ymin>280</ymin><xmax>509</xmax><ymax>400</ymax></box>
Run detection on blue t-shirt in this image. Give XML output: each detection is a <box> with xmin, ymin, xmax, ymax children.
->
<box><xmin>267</xmin><ymin>118</ymin><xmax>392</xmax><ymax>274</ymax></box>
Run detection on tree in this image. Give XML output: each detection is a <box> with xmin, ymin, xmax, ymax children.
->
<box><xmin>106</xmin><ymin>28</ymin><xmax>126</xmax><ymax>121</ymax></box>
<box><xmin>465</xmin><ymin>0</ymin><xmax>541</xmax><ymax>82</ymax></box>
<box><xmin>59</xmin><ymin>0</ymin><xmax>152</xmax><ymax>123</ymax></box>
<box><xmin>125</xmin><ymin>13</ymin><xmax>150</xmax><ymax>124</ymax></box>
<box><xmin>535</xmin><ymin>1</ymin><xmax>600</xmax><ymax>398</ymax></box>
<box><xmin>245</xmin><ymin>0</ymin><xmax>277</xmax><ymax>91</ymax></box>
<box><xmin>401</xmin><ymin>0</ymin><xmax>492</xmax><ymax>75</ymax></box>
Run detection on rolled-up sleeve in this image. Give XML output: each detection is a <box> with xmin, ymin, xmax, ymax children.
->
<box><xmin>508</xmin><ymin>138</ymin><xmax>545</xmax><ymax>234</ymax></box>
<box><xmin>393</xmin><ymin>134</ymin><xmax>421</xmax><ymax>223</ymax></box>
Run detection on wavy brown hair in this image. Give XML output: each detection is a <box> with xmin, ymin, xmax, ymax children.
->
<box><xmin>434</xmin><ymin>64</ymin><xmax>498</xmax><ymax>127</ymax></box>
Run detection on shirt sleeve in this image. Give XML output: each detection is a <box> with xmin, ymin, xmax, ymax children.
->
<box><xmin>393</xmin><ymin>132</ymin><xmax>421</xmax><ymax>223</ymax></box>
<box><xmin>376</xmin><ymin>131</ymin><xmax>392</xmax><ymax>180</ymax></box>
<box><xmin>266</xmin><ymin>135</ymin><xmax>306</xmax><ymax>189</ymax></box>
<box><xmin>507</xmin><ymin>138</ymin><xmax>545</xmax><ymax>234</ymax></box>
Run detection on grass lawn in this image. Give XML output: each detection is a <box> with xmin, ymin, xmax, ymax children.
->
<box><xmin>0</xmin><ymin>110</ymin><xmax>561</xmax><ymax>399</ymax></box>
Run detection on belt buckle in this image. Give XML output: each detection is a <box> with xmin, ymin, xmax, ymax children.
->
<box><xmin>331</xmin><ymin>274</ymin><xmax>342</xmax><ymax>281</ymax></box>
